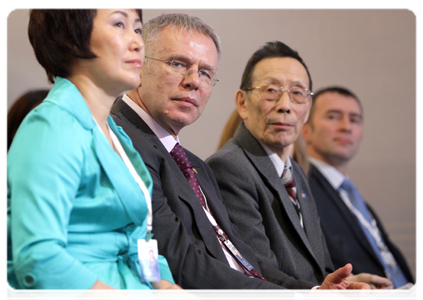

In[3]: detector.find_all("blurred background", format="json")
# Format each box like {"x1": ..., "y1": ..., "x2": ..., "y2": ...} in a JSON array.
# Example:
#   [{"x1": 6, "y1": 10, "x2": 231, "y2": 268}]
[{"x1": 7, "y1": 9, "x2": 416, "y2": 278}]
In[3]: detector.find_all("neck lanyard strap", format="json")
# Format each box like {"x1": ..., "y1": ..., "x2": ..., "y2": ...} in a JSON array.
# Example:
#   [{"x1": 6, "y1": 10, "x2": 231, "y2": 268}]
[{"x1": 94, "y1": 118, "x2": 153, "y2": 234}]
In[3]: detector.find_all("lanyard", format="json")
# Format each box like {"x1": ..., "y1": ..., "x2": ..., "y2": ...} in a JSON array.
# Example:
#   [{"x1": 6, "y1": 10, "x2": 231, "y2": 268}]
[
  {"x1": 95, "y1": 119, "x2": 153, "y2": 234},
  {"x1": 342, "y1": 192, "x2": 397, "y2": 271},
  {"x1": 199, "y1": 187, "x2": 266, "y2": 280}
]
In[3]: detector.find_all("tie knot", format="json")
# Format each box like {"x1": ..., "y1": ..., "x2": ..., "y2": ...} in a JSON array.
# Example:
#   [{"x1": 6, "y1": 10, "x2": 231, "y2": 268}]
[
  {"x1": 340, "y1": 178, "x2": 356, "y2": 194},
  {"x1": 170, "y1": 143, "x2": 192, "y2": 169},
  {"x1": 281, "y1": 166, "x2": 294, "y2": 187}
]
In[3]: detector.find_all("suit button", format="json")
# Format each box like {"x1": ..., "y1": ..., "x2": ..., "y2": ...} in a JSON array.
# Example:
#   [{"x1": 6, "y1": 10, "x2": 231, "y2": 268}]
[{"x1": 22, "y1": 273, "x2": 36, "y2": 288}]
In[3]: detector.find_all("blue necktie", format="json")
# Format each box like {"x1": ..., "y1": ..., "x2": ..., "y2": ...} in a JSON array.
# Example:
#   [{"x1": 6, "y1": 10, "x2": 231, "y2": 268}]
[{"x1": 340, "y1": 178, "x2": 408, "y2": 288}]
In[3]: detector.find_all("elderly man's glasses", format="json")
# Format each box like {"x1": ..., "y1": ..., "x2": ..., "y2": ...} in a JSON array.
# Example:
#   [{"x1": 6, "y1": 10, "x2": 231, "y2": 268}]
[
  {"x1": 145, "y1": 56, "x2": 219, "y2": 87},
  {"x1": 244, "y1": 84, "x2": 312, "y2": 104}
]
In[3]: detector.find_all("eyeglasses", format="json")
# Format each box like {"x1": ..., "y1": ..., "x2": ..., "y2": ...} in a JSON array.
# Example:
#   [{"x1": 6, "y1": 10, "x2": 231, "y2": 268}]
[
  {"x1": 145, "y1": 56, "x2": 219, "y2": 87},
  {"x1": 244, "y1": 84, "x2": 313, "y2": 104}
]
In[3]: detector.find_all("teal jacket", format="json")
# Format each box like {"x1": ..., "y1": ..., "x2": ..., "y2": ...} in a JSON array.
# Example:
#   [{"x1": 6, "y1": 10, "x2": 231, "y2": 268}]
[{"x1": 7, "y1": 77, "x2": 174, "y2": 289}]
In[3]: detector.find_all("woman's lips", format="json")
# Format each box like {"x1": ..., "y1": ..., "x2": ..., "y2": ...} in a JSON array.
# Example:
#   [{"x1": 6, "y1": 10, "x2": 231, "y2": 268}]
[{"x1": 126, "y1": 59, "x2": 142, "y2": 68}]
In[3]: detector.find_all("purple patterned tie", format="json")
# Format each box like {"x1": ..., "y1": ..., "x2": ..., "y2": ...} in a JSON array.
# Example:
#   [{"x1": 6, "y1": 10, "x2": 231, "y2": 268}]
[
  {"x1": 169, "y1": 143, "x2": 266, "y2": 281},
  {"x1": 170, "y1": 143, "x2": 206, "y2": 207}
]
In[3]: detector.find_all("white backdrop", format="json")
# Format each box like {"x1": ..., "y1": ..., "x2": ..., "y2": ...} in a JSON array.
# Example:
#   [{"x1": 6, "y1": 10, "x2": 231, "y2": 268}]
[{"x1": 7, "y1": 9, "x2": 416, "y2": 279}]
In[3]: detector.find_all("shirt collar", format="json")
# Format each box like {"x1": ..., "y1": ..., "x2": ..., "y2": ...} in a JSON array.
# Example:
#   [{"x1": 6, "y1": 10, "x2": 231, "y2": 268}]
[
  {"x1": 122, "y1": 94, "x2": 179, "y2": 153},
  {"x1": 308, "y1": 157, "x2": 346, "y2": 190},
  {"x1": 259, "y1": 142, "x2": 291, "y2": 177}
]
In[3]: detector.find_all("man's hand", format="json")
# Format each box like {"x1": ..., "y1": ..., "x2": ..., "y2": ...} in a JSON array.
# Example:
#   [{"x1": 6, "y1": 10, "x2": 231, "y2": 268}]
[
  {"x1": 151, "y1": 279, "x2": 182, "y2": 289},
  {"x1": 346, "y1": 273, "x2": 392, "y2": 289},
  {"x1": 320, "y1": 264, "x2": 371, "y2": 289}
]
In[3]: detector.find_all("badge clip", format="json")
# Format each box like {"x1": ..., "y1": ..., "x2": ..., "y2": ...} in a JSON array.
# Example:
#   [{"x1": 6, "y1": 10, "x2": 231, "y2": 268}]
[{"x1": 145, "y1": 231, "x2": 154, "y2": 242}]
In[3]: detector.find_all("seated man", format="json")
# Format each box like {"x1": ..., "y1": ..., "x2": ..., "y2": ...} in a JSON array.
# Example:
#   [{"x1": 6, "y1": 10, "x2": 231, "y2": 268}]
[
  {"x1": 111, "y1": 13, "x2": 369, "y2": 290},
  {"x1": 302, "y1": 86, "x2": 414, "y2": 288},
  {"x1": 207, "y1": 41, "x2": 391, "y2": 288}
]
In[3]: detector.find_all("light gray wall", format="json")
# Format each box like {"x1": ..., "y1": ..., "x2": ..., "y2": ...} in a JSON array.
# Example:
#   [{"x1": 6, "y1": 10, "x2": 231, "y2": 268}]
[{"x1": 8, "y1": 9, "x2": 416, "y2": 278}]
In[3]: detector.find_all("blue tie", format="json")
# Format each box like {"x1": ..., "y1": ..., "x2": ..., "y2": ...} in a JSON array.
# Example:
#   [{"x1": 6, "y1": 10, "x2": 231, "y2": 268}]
[{"x1": 340, "y1": 178, "x2": 408, "y2": 288}]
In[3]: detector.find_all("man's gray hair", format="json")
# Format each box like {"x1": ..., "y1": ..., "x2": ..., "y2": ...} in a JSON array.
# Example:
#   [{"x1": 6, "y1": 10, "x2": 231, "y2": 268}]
[{"x1": 142, "y1": 13, "x2": 221, "y2": 63}]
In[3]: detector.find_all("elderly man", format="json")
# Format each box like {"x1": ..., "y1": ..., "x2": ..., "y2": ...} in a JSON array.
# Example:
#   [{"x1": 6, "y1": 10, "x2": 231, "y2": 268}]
[
  {"x1": 111, "y1": 14, "x2": 368, "y2": 290},
  {"x1": 207, "y1": 41, "x2": 391, "y2": 288},
  {"x1": 302, "y1": 86, "x2": 414, "y2": 288}
]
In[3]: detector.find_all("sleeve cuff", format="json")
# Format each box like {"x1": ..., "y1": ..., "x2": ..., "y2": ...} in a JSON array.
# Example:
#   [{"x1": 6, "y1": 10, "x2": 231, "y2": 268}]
[{"x1": 158, "y1": 255, "x2": 175, "y2": 284}]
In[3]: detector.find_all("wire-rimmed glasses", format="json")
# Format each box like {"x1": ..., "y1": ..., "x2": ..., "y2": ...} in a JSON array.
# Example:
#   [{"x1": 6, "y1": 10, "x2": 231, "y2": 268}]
[
  {"x1": 244, "y1": 83, "x2": 312, "y2": 104},
  {"x1": 145, "y1": 56, "x2": 219, "y2": 87}
]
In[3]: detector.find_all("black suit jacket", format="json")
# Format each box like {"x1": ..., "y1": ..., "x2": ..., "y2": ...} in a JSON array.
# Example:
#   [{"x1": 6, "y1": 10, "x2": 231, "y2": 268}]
[
  {"x1": 207, "y1": 123, "x2": 333, "y2": 285},
  {"x1": 111, "y1": 98, "x2": 315, "y2": 289},
  {"x1": 308, "y1": 164, "x2": 414, "y2": 283}
]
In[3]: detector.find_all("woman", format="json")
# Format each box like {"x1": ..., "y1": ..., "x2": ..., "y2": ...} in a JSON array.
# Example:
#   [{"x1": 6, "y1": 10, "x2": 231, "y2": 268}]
[{"x1": 8, "y1": 9, "x2": 179, "y2": 290}]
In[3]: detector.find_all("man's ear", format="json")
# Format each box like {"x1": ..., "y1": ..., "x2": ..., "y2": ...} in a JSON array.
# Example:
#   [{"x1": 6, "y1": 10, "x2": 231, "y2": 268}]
[
  {"x1": 302, "y1": 122, "x2": 311, "y2": 143},
  {"x1": 235, "y1": 90, "x2": 248, "y2": 120}
]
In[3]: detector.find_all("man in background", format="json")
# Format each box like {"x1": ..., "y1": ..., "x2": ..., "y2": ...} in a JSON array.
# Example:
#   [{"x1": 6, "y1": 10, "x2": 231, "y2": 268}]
[{"x1": 302, "y1": 86, "x2": 414, "y2": 288}]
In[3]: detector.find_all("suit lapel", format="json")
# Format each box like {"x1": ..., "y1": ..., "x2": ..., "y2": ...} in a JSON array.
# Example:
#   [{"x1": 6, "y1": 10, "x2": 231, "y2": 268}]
[
  {"x1": 234, "y1": 124, "x2": 319, "y2": 265},
  {"x1": 111, "y1": 99, "x2": 224, "y2": 260},
  {"x1": 90, "y1": 117, "x2": 148, "y2": 226},
  {"x1": 51, "y1": 82, "x2": 148, "y2": 227},
  {"x1": 310, "y1": 165, "x2": 382, "y2": 265},
  {"x1": 292, "y1": 163, "x2": 327, "y2": 273},
  {"x1": 185, "y1": 151, "x2": 230, "y2": 260}
]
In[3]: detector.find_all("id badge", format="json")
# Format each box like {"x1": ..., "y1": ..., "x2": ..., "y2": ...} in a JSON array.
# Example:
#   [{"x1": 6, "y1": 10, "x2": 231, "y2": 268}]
[
  {"x1": 138, "y1": 239, "x2": 161, "y2": 283},
  {"x1": 223, "y1": 239, "x2": 253, "y2": 271}
]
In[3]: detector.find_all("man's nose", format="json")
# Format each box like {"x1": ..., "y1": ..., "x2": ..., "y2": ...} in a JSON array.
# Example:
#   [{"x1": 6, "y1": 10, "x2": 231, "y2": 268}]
[
  {"x1": 275, "y1": 90, "x2": 292, "y2": 113},
  {"x1": 340, "y1": 117, "x2": 353, "y2": 131},
  {"x1": 182, "y1": 69, "x2": 201, "y2": 89}
]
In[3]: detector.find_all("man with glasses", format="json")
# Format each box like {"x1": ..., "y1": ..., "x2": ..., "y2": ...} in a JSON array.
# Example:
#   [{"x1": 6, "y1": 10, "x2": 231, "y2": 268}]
[
  {"x1": 112, "y1": 14, "x2": 370, "y2": 290},
  {"x1": 207, "y1": 41, "x2": 391, "y2": 288}
]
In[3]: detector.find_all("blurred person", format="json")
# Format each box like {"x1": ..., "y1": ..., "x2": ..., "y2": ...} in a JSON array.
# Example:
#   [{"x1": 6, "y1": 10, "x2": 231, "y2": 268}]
[
  {"x1": 111, "y1": 14, "x2": 370, "y2": 290},
  {"x1": 8, "y1": 9, "x2": 179, "y2": 290},
  {"x1": 7, "y1": 89, "x2": 49, "y2": 151},
  {"x1": 302, "y1": 86, "x2": 414, "y2": 288},
  {"x1": 207, "y1": 41, "x2": 390, "y2": 288}
]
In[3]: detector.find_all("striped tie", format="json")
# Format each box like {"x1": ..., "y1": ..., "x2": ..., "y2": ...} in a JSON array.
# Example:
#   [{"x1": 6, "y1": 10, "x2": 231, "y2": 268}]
[{"x1": 281, "y1": 166, "x2": 303, "y2": 228}]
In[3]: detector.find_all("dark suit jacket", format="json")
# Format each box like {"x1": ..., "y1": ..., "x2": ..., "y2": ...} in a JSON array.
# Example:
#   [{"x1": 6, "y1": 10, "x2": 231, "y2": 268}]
[
  {"x1": 308, "y1": 164, "x2": 414, "y2": 283},
  {"x1": 206, "y1": 123, "x2": 334, "y2": 285},
  {"x1": 111, "y1": 98, "x2": 315, "y2": 289}
]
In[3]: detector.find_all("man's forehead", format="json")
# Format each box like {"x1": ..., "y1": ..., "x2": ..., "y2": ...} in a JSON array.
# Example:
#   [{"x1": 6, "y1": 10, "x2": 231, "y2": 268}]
[
  {"x1": 153, "y1": 26, "x2": 218, "y2": 67},
  {"x1": 252, "y1": 57, "x2": 309, "y2": 86},
  {"x1": 317, "y1": 92, "x2": 362, "y2": 114}
]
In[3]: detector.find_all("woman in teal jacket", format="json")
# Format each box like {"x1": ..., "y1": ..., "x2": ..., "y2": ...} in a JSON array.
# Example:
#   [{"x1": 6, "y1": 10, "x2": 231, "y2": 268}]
[{"x1": 8, "y1": 9, "x2": 178, "y2": 290}]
